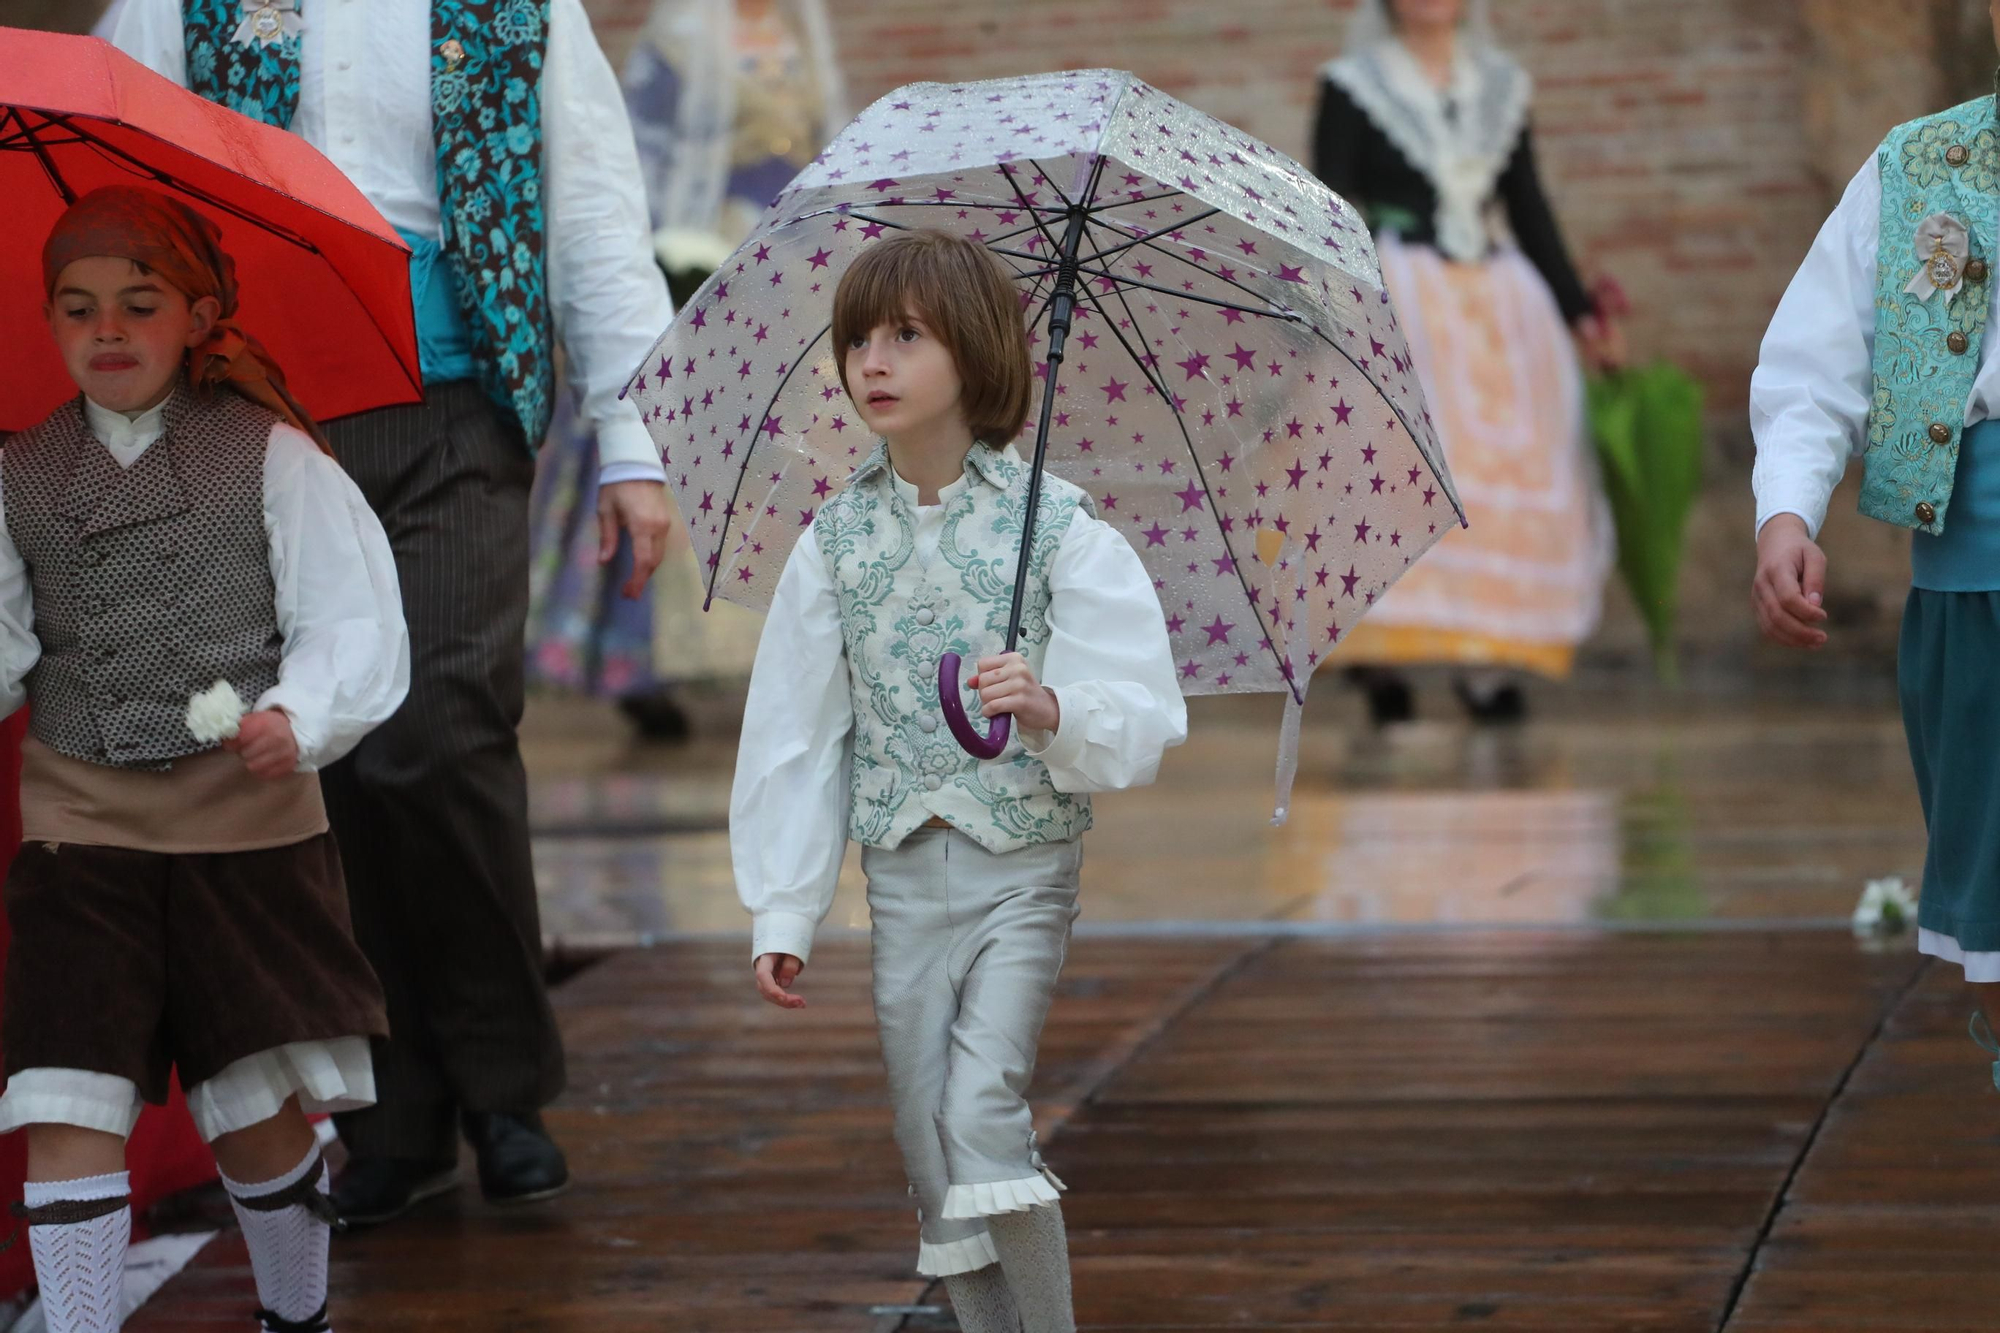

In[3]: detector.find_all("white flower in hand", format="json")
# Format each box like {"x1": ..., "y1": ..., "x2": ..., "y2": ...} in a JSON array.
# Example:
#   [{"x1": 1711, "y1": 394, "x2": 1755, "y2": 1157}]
[{"x1": 186, "y1": 679, "x2": 247, "y2": 744}]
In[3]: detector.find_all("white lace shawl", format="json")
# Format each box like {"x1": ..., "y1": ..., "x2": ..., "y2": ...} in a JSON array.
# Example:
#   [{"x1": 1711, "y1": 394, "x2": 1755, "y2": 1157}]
[{"x1": 1322, "y1": 6, "x2": 1531, "y2": 263}]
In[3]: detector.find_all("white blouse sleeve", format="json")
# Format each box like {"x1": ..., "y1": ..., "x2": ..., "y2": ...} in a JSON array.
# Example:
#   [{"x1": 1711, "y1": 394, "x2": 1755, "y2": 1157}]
[
  {"x1": 1749, "y1": 155, "x2": 1881, "y2": 539},
  {"x1": 106, "y1": 0, "x2": 189, "y2": 83},
  {"x1": 1017, "y1": 511, "x2": 1188, "y2": 792},
  {"x1": 0, "y1": 469, "x2": 39, "y2": 721},
  {"x1": 258, "y1": 425, "x2": 410, "y2": 770},
  {"x1": 729, "y1": 525, "x2": 852, "y2": 965}
]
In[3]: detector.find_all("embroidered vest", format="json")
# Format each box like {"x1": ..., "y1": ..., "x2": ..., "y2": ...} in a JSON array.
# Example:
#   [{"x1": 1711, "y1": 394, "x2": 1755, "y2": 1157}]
[
  {"x1": 1863, "y1": 95, "x2": 2000, "y2": 533},
  {"x1": 816, "y1": 446, "x2": 1093, "y2": 855},
  {"x1": 181, "y1": 0, "x2": 556, "y2": 445},
  {"x1": 3, "y1": 388, "x2": 284, "y2": 771}
]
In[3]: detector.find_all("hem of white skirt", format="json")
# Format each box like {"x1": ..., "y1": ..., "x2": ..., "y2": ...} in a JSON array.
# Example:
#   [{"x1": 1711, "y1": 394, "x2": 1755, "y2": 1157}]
[
  {"x1": 187, "y1": 1036, "x2": 378, "y2": 1143},
  {"x1": 0, "y1": 1069, "x2": 143, "y2": 1139},
  {"x1": 940, "y1": 1168, "x2": 1066, "y2": 1220},
  {"x1": 1919, "y1": 928, "x2": 2000, "y2": 983},
  {"x1": 916, "y1": 1230, "x2": 1000, "y2": 1277}
]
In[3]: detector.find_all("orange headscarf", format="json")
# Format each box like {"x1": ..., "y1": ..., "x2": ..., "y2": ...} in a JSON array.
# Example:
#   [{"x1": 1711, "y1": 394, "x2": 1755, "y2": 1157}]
[{"x1": 41, "y1": 186, "x2": 330, "y2": 452}]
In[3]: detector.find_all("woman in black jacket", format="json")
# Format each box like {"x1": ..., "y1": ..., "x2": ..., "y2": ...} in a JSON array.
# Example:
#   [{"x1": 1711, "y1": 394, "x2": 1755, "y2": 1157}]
[{"x1": 1314, "y1": 0, "x2": 1622, "y2": 723}]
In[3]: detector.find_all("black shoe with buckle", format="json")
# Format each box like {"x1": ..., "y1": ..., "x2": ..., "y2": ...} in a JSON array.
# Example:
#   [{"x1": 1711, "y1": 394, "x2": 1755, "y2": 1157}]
[
  {"x1": 461, "y1": 1111, "x2": 570, "y2": 1205},
  {"x1": 329, "y1": 1155, "x2": 459, "y2": 1228}
]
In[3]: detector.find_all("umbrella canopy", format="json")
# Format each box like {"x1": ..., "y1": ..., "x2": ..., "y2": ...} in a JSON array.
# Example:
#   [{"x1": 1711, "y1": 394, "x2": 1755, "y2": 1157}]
[
  {"x1": 0, "y1": 29, "x2": 420, "y2": 431},
  {"x1": 627, "y1": 70, "x2": 1465, "y2": 809}
]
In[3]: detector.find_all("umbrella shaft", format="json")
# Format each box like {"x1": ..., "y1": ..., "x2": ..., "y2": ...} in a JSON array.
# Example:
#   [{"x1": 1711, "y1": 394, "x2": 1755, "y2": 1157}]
[{"x1": 1002, "y1": 205, "x2": 1091, "y2": 654}]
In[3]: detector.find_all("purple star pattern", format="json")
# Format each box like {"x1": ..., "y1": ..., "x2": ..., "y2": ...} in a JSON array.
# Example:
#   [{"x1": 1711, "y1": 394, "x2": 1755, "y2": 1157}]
[{"x1": 623, "y1": 70, "x2": 1461, "y2": 709}]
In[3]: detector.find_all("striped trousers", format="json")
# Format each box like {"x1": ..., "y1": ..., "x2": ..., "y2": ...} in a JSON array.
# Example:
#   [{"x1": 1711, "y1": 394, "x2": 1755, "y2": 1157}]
[{"x1": 321, "y1": 381, "x2": 565, "y2": 1159}]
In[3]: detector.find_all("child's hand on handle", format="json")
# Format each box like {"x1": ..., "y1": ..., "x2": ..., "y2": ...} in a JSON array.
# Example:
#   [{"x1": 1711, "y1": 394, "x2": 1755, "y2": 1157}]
[
  {"x1": 754, "y1": 953, "x2": 807, "y2": 1010},
  {"x1": 1753, "y1": 514, "x2": 1830, "y2": 649},
  {"x1": 969, "y1": 653, "x2": 1061, "y2": 733},
  {"x1": 221, "y1": 709, "x2": 299, "y2": 780}
]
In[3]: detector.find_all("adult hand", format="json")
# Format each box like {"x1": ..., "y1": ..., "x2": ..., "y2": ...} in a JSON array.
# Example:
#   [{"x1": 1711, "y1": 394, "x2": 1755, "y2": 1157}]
[
  {"x1": 1752, "y1": 514, "x2": 1830, "y2": 649},
  {"x1": 598, "y1": 479, "x2": 675, "y2": 599},
  {"x1": 1576, "y1": 313, "x2": 1628, "y2": 375},
  {"x1": 221, "y1": 709, "x2": 299, "y2": 780},
  {"x1": 754, "y1": 953, "x2": 807, "y2": 1010},
  {"x1": 969, "y1": 652, "x2": 1061, "y2": 733}
]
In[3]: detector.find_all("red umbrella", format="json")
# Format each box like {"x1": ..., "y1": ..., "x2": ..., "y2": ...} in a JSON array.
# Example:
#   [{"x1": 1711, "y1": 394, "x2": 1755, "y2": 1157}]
[{"x1": 0, "y1": 28, "x2": 420, "y2": 432}]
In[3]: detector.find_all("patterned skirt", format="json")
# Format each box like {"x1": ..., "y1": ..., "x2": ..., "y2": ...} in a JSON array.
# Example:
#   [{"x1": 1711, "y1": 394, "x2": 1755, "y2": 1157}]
[{"x1": 1327, "y1": 235, "x2": 1611, "y2": 677}]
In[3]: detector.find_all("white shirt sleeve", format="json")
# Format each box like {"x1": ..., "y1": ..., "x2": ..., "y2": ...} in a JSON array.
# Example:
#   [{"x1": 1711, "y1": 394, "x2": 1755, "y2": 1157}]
[
  {"x1": 257, "y1": 425, "x2": 410, "y2": 770},
  {"x1": 0, "y1": 469, "x2": 39, "y2": 722},
  {"x1": 545, "y1": 0, "x2": 674, "y2": 483},
  {"x1": 1016, "y1": 512, "x2": 1189, "y2": 792},
  {"x1": 1749, "y1": 155, "x2": 1881, "y2": 539},
  {"x1": 106, "y1": 0, "x2": 188, "y2": 83},
  {"x1": 729, "y1": 526, "x2": 852, "y2": 965}
]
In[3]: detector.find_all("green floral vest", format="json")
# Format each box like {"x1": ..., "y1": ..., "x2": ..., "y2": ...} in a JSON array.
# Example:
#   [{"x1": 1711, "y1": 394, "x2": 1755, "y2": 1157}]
[
  {"x1": 1864, "y1": 95, "x2": 2000, "y2": 533},
  {"x1": 816, "y1": 445, "x2": 1094, "y2": 854},
  {"x1": 179, "y1": 0, "x2": 557, "y2": 446}
]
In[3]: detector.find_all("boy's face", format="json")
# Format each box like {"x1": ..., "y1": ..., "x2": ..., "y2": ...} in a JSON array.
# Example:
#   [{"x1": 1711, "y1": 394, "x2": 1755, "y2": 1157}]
[
  {"x1": 45, "y1": 256, "x2": 220, "y2": 415},
  {"x1": 845, "y1": 314, "x2": 966, "y2": 443}
]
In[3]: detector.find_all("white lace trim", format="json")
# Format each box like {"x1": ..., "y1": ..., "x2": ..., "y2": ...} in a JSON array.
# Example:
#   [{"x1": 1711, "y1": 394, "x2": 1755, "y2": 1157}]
[
  {"x1": 939, "y1": 1168, "x2": 1067, "y2": 1220},
  {"x1": 1322, "y1": 41, "x2": 1531, "y2": 263},
  {"x1": 1920, "y1": 927, "x2": 2000, "y2": 983},
  {"x1": 916, "y1": 1230, "x2": 1000, "y2": 1277}
]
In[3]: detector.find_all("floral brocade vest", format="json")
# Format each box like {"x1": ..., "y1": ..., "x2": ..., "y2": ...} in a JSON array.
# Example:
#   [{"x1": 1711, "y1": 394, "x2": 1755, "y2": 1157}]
[
  {"x1": 1864, "y1": 95, "x2": 2000, "y2": 534},
  {"x1": 180, "y1": 0, "x2": 557, "y2": 445},
  {"x1": 815, "y1": 445, "x2": 1093, "y2": 855}
]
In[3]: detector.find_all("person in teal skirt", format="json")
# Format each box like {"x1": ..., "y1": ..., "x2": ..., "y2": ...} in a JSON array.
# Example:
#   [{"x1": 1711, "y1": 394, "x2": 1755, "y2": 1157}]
[{"x1": 1752, "y1": 3, "x2": 2000, "y2": 1075}]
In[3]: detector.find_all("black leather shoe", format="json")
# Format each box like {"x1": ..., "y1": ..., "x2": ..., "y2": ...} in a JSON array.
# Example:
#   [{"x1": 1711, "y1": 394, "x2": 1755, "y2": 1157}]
[
  {"x1": 1454, "y1": 679, "x2": 1528, "y2": 725},
  {"x1": 461, "y1": 1112, "x2": 570, "y2": 1205},
  {"x1": 330, "y1": 1155, "x2": 459, "y2": 1228}
]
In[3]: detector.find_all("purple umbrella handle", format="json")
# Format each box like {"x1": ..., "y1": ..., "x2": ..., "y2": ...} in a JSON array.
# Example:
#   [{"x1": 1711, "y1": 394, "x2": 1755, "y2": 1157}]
[{"x1": 937, "y1": 652, "x2": 1011, "y2": 760}]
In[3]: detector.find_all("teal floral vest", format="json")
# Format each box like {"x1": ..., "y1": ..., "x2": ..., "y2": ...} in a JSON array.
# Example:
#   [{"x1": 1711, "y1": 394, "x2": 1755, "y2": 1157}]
[
  {"x1": 816, "y1": 445, "x2": 1094, "y2": 855},
  {"x1": 1864, "y1": 95, "x2": 2000, "y2": 533},
  {"x1": 180, "y1": 0, "x2": 557, "y2": 446}
]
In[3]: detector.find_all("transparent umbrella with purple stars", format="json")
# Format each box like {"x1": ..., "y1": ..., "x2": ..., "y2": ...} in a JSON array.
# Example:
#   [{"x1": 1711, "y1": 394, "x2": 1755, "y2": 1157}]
[{"x1": 624, "y1": 69, "x2": 1464, "y2": 819}]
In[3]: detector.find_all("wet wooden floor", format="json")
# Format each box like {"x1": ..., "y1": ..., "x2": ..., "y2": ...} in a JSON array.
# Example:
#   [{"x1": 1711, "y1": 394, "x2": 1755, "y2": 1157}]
[{"x1": 128, "y1": 927, "x2": 1966, "y2": 1332}]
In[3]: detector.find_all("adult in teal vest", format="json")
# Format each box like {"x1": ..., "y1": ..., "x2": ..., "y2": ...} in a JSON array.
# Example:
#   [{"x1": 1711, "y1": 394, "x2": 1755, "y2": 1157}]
[
  {"x1": 110, "y1": 0, "x2": 679, "y2": 1224},
  {"x1": 1752, "y1": 10, "x2": 2000, "y2": 1090}
]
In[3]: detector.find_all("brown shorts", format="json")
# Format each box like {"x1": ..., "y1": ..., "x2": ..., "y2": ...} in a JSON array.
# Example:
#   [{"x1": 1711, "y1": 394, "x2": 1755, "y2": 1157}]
[{"x1": 2, "y1": 834, "x2": 389, "y2": 1104}]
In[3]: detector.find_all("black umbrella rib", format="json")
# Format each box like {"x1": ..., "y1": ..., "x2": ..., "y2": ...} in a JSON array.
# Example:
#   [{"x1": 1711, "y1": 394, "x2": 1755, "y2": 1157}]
[
  {"x1": 1071, "y1": 270, "x2": 1295, "y2": 702},
  {"x1": 994, "y1": 161, "x2": 1076, "y2": 265},
  {"x1": 1085, "y1": 188, "x2": 1191, "y2": 214},
  {"x1": 4, "y1": 108, "x2": 78, "y2": 206},
  {"x1": 1082, "y1": 216, "x2": 1306, "y2": 320},
  {"x1": 1069, "y1": 267, "x2": 1297, "y2": 320},
  {"x1": 1074, "y1": 207, "x2": 1226, "y2": 267},
  {"x1": 703, "y1": 321, "x2": 835, "y2": 609}
]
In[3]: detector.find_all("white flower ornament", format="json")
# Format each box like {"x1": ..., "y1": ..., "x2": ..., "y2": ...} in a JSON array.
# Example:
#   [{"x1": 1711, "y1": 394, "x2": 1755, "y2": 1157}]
[{"x1": 186, "y1": 680, "x2": 248, "y2": 744}]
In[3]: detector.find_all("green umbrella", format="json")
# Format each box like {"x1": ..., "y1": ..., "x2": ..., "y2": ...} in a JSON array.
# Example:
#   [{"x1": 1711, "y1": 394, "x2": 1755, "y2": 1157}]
[{"x1": 1584, "y1": 362, "x2": 1705, "y2": 684}]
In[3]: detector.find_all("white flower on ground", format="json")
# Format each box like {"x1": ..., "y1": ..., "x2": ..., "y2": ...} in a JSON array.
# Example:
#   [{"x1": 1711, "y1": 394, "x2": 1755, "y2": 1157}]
[
  {"x1": 1852, "y1": 876, "x2": 1918, "y2": 936},
  {"x1": 186, "y1": 680, "x2": 247, "y2": 743}
]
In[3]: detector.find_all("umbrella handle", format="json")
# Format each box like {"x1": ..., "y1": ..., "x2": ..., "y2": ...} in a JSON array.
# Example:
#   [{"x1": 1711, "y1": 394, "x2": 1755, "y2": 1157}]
[{"x1": 937, "y1": 652, "x2": 1011, "y2": 760}]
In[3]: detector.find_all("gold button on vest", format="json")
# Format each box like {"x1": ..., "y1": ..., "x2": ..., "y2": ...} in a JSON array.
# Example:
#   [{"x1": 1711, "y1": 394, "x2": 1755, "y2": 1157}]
[
  {"x1": 1917, "y1": 501, "x2": 1938, "y2": 525},
  {"x1": 1969, "y1": 258, "x2": 1990, "y2": 283},
  {"x1": 1949, "y1": 331, "x2": 1972, "y2": 354},
  {"x1": 1947, "y1": 144, "x2": 1971, "y2": 167},
  {"x1": 1930, "y1": 422, "x2": 1954, "y2": 444}
]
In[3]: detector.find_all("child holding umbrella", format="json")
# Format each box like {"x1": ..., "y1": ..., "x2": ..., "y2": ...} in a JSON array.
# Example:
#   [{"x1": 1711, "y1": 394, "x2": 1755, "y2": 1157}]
[
  {"x1": 0, "y1": 185, "x2": 406, "y2": 1333},
  {"x1": 730, "y1": 230, "x2": 1186, "y2": 1331}
]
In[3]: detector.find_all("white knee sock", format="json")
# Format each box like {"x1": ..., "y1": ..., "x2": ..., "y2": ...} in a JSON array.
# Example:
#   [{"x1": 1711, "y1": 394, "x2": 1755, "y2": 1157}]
[
  {"x1": 944, "y1": 1260, "x2": 1022, "y2": 1333},
  {"x1": 988, "y1": 1203, "x2": 1074, "y2": 1333},
  {"x1": 22, "y1": 1172, "x2": 131, "y2": 1333},
  {"x1": 222, "y1": 1147, "x2": 334, "y2": 1332}
]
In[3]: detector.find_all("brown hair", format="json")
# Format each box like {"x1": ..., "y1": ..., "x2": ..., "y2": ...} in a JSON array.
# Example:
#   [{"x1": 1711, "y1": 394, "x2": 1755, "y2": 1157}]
[{"x1": 831, "y1": 229, "x2": 1032, "y2": 446}]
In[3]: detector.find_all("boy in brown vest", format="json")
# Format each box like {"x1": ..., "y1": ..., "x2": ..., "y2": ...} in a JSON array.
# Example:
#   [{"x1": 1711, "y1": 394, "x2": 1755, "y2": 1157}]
[{"x1": 0, "y1": 185, "x2": 408, "y2": 1333}]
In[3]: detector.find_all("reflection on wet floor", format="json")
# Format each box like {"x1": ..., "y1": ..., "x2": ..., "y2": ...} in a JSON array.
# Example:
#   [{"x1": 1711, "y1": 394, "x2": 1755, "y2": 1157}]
[{"x1": 521, "y1": 692, "x2": 1928, "y2": 950}]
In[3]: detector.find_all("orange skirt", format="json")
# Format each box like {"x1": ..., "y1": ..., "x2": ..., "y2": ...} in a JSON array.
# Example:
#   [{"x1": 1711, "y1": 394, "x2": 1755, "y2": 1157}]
[{"x1": 1328, "y1": 236, "x2": 1610, "y2": 678}]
